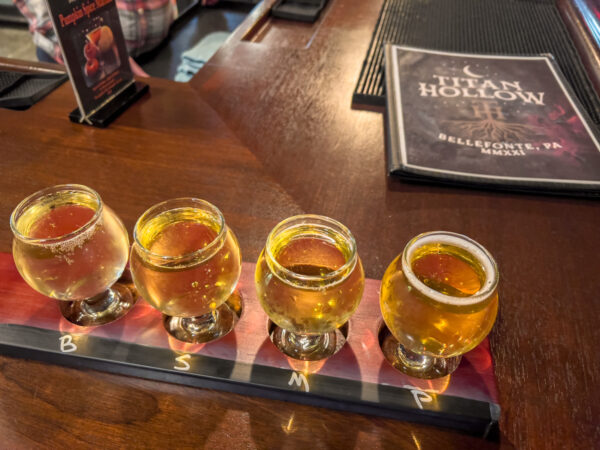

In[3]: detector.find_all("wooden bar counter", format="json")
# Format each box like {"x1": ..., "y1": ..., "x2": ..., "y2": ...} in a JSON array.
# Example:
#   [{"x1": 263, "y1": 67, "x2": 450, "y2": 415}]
[{"x1": 0, "y1": 0, "x2": 598, "y2": 448}]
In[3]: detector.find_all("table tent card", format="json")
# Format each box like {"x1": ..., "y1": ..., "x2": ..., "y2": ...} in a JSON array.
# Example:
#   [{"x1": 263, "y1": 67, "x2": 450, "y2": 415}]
[{"x1": 45, "y1": 0, "x2": 146, "y2": 126}]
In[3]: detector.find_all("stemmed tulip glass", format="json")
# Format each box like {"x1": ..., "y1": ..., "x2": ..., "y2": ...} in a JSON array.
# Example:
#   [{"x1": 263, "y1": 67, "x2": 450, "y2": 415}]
[
  {"x1": 380, "y1": 231, "x2": 499, "y2": 379},
  {"x1": 129, "y1": 198, "x2": 242, "y2": 343},
  {"x1": 255, "y1": 215, "x2": 364, "y2": 361},
  {"x1": 10, "y1": 184, "x2": 136, "y2": 326}
]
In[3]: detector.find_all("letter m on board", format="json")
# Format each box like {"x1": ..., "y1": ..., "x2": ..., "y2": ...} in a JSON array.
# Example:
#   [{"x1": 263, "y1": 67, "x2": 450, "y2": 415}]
[{"x1": 288, "y1": 372, "x2": 310, "y2": 392}]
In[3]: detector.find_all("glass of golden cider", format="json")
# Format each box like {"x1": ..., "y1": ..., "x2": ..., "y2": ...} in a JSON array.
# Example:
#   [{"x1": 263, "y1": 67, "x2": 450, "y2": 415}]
[
  {"x1": 380, "y1": 231, "x2": 499, "y2": 379},
  {"x1": 129, "y1": 198, "x2": 242, "y2": 343},
  {"x1": 256, "y1": 215, "x2": 365, "y2": 361},
  {"x1": 10, "y1": 184, "x2": 136, "y2": 326}
]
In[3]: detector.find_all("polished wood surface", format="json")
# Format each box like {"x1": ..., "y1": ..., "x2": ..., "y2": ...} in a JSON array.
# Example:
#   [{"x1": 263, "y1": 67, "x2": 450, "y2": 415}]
[{"x1": 1, "y1": 0, "x2": 599, "y2": 448}]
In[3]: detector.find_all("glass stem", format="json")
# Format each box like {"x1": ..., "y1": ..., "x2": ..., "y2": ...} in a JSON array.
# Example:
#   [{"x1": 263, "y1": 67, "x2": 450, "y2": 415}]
[
  {"x1": 181, "y1": 312, "x2": 216, "y2": 336},
  {"x1": 286, "y1": 331, "x2": 329, "y2": 353},
  {"x1": 80, "y1": 289, "x2": 118, "y2": 316},
  {"x1": 396, "y1": 344, "x2": 434, "y2": 371},
  {"x1": 394, "y1": 343, "x2": 462, "y2": 378}
]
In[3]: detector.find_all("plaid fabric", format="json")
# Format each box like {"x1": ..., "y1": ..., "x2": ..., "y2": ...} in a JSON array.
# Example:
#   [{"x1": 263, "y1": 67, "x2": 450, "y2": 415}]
[
  {"x1": 14, "y1": 0, "x2": 63, "y2": 63},
  {"x1": 116, "y1": 0, "x2": 177, "y2": 57},
  {"x1": 13, "y1": 0, "x2": 177, "y2": 62}
]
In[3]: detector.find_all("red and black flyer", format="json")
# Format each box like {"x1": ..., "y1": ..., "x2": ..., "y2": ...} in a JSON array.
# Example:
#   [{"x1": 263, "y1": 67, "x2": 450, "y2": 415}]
[{"x1": 45, "y1": 0, "x2": 134, "y2": 121}]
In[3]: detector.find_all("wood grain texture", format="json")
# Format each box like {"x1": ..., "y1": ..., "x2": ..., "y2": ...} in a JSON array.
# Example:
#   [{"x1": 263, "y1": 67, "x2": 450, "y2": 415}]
[
  {"x1": 0, "y1": 0, "x2": 598, "y2": 447},
  {"x1": 0, "y1": 77, "x2": 301, "y2": 259},
  {"x1": 0, "y1": 358, "x2": 501, "y2": 449},
  {"x1": 192, "y1": 0, "x2": 600, "y2": 448}
]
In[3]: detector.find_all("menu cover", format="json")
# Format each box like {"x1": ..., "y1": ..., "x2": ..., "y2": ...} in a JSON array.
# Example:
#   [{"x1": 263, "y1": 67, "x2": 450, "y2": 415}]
[
  {"x1": 45, "y1": 0, "x2": 134, "y2": 121},
  {"x1": 384, "y1": 45, "x2": 600, "y2": 197}
]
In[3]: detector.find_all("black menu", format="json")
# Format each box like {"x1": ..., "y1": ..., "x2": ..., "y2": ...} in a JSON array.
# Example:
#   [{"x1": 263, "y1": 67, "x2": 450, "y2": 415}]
[
  {"x1": 45, "y1": 0, "x2": 134, "y2": 122},
  {"x1": 385, "y1": 45, "x2": 600, "y2": 196}
]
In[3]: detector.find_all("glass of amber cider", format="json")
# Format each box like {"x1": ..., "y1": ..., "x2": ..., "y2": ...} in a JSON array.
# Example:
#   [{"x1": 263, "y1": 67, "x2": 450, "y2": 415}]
[
  {"x1": 256, "y1": 215, "x2": 365, "y2": 361},
  {"x1": 10, "y1": 184, "x2": 136, "y2": 326},
  {"x1": 130, "y1": 198, "x2": 242, "y2": 343},
  {"x1": 380, "y1": 231, "x2": 499, "y2": 379}
]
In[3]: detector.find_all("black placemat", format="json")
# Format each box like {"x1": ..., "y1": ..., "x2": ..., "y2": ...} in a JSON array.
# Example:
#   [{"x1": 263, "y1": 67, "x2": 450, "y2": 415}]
[
  {"x1": 0, "y1": 71, "x2": 25, "y2": 96},
  {"x1": 0, "y1": 71, "x2": 67, "y2": 110},
  {"x1": 353, "y1": 0, "x2": 600, "y2": 127}
]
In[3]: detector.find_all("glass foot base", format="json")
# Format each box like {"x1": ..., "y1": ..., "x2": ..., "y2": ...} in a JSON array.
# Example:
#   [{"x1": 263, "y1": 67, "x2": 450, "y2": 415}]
[
  {"x1": 59, "y1": 282, "x2": 137, "y2": 327},
  {"x1": 268, "y1": 321, "x2": 349, "y2": 361},
  {"x1": 380, "y1": 325, "x2": 461, "y2": 379},
  {"x1": 163, "y1": 292, "x2": 243, "y2": 344}
]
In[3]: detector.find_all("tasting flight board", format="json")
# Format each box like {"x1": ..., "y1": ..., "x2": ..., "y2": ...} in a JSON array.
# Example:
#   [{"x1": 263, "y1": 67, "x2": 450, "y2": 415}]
[{"x1": 0, "y1": 253, "x2": 500, "y2": 439}]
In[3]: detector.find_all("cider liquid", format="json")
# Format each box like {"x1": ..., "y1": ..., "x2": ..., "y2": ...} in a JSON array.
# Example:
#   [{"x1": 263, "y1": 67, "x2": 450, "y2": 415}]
[
  {"x1": 130, "y1": 207, "x2": 241, "y2": 318},
  {"x1": 12, "y1": 192, "x2": 129, "y2": 301},
  {"x1": 380, "y1": 243, "x2": 498, "y2": 358},
  {"x1": 256, "y1": 231, "x2": 364, "y2": 335}
]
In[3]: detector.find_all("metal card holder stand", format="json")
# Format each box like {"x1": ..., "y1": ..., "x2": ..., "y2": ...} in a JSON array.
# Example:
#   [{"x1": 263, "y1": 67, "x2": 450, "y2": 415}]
[{"x1": 69, "y1": 81, "x2": 149, "y2": 128}]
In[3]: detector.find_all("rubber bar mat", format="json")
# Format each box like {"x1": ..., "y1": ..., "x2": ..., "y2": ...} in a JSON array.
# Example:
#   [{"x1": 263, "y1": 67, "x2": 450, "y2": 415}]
[
  {"x1": 0, "y1": 71, "x2": 67, "y2": 110},
  {"x1": 0, "y1": 71, "x2": 24, "y2": 96},
  {"x1": 353, "y1": 0, "x2": 600, "y2": 126}
]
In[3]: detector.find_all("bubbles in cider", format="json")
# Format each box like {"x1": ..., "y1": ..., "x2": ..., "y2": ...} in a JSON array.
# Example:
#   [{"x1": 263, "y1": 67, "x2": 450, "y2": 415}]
[
  {"x1": 256, "y1": 228, "x2": 364, "y2": 335},
  {"x1": 130, "y1": 207, "x2": 241, "y2": 317},
  {"x1": 12, "y1": 192, "x2": 129, "y2": 301}
]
